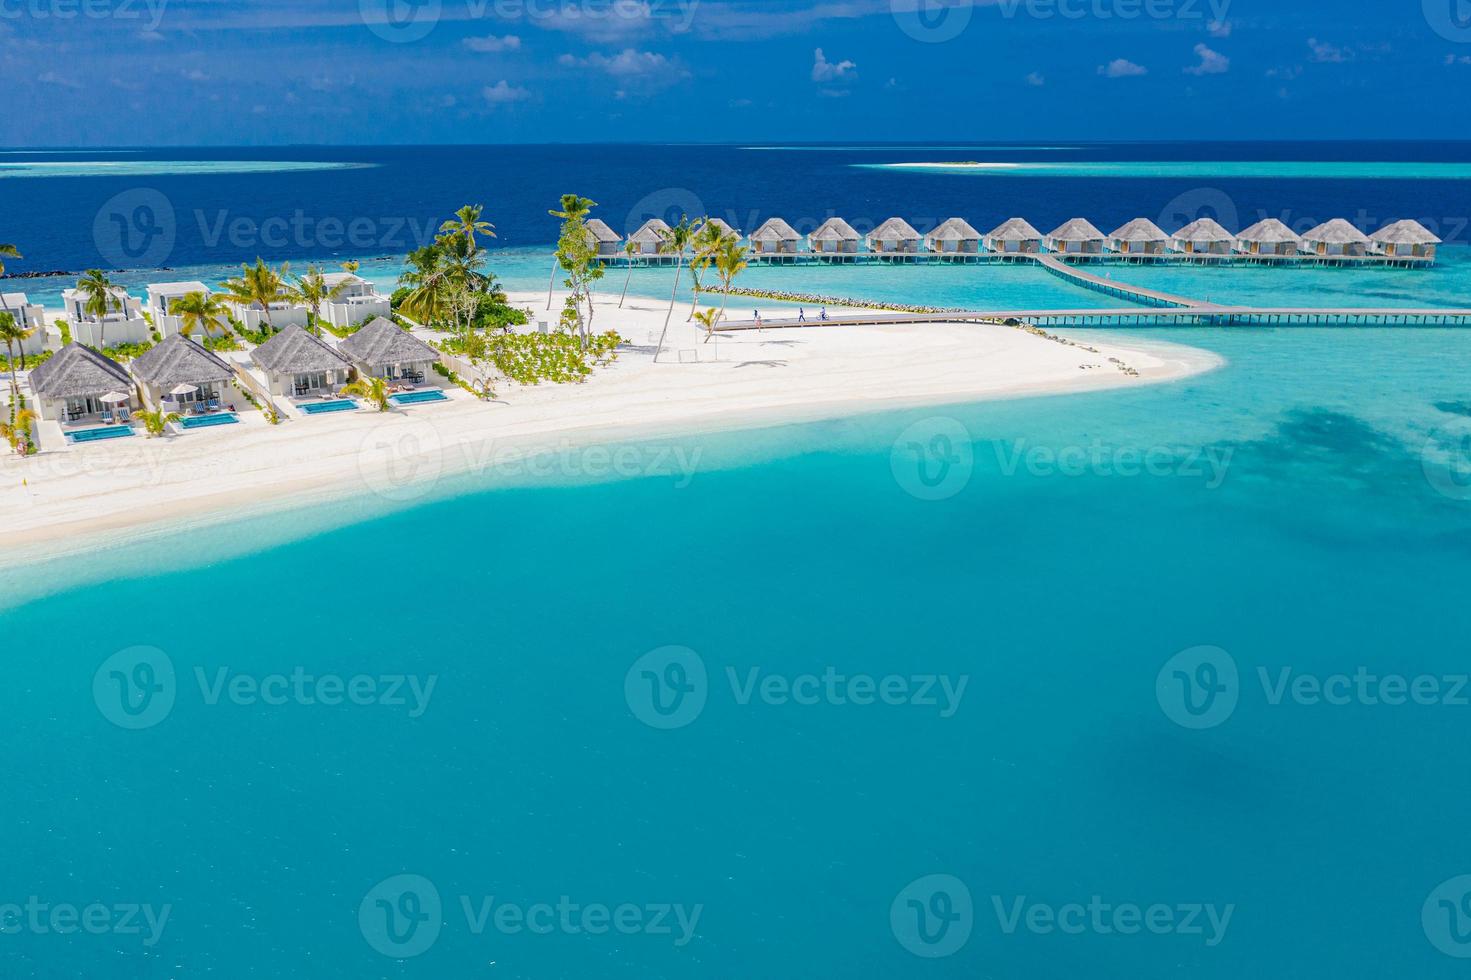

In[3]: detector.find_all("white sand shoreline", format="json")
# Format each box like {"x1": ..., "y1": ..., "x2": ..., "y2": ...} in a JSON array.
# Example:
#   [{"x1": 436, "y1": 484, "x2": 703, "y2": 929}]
[{"x1": 0, "y1": 289, "x2": 1224, "y2": 566}]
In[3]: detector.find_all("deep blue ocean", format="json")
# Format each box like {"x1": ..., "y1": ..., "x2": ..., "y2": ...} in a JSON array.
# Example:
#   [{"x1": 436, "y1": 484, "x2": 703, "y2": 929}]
[{"x1": 4, "y1": 144, "x2": 1471, "y2": 978}]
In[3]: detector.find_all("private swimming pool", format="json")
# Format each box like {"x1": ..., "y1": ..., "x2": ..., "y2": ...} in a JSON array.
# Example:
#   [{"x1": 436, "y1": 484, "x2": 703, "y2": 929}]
[
  {"x1": 179, "y1": 413, "x2": 240, "y2": 430},
  {"x1": 65, "y1": 425, "x2": 135, "y2": 444},
  {"x1": 389, "y1": 389, "x2": 449, "y2": 406},
  {"x1": 298, "y1": 399, "x2": 358, "y2": 416}
]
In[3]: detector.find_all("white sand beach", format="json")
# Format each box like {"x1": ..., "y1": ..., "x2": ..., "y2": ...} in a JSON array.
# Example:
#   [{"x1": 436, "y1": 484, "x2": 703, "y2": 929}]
[{"x1": 0, "y1": 289, "x2": 1221, "y2": 554}]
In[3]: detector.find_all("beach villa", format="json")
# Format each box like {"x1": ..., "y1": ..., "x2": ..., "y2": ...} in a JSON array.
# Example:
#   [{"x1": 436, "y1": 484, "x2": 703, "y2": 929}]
[
  {"x1": 751, "y1": 218, "x2": 802, "y2": 255},
  {"x1": 868, "y1": 217, "x2": 923, "y2": 254},
  {"x1": 924, "y1": 218, "x2": 983, "y2": 254},
  {"x1": 1044, "y1": 218, "x2": 1106, "y2": 254},
  {"x1": 584, "y1": 218, "x2": 623, "y2": 257},
  {"x1": 336, "y1": 316, "x2": 440, "y2": 383},
  {"x1": 984, "y1": 218, "x2": 1043, "y2": 254},
  {"x1": 26, "y1": 343, "x2": 137, "y2": 425},
  {"x1": 223, "y1": 293, "x2": 308, "y2": 332},
  {"x1": 249, "y1": 324, "x2": 352, "y2": 398},
  {"x1": 129, "y1": 333, "x2": 240, "y2": 413},
  {"x1": 319, "y1": 272, "x2": 391, "y2": 329},
  {"x1": 1, "y1": 291, "x2": 50, "y2": 356},
  {"x1": 1235, "y1": 218, "x2": 1302, "y2": 256},
  {"x1": 1107, "y1": 218, "x2": 1169, "y2": 255},
  {"x1": 1170, "y1": 218, "x2": 1235, "y2": 255},
  {"x1": 1369, "y1": 219, "x2": 1440, "y2": 260},
  {"x1": 146, "y1": 281, "x2": 219, "y2": 338},
  {"x1": 629, "y1": 218, "x2": 671, "y2": 256},
  {"x1": 62, "y1": 284, "x2": 149, "y2": 348},
  {"x1": 810, "y1": 217, "x2": 861, "y2": 254},
  {"x1": 1300, "y1": 219, "x2": 1371, "y2": 257}
]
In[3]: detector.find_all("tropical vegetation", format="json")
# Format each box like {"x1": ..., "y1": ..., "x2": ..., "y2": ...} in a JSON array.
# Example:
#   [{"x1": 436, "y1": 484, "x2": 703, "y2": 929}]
[
  {"x1": 287, "y1": 266, "x2": 349, "y2": 336},
  {"x1": 0, "y1": 310, "x2": 36, "y2": 403},
  {"x1": 137, "y1": 409, "x2": 182, "y2": 438},
  {"x1": 216, "y1": 259, "x2": 290, "y2": 331},
  {"x1": 170, "y1": 290, "x2": 231, "y2": 339},
  {"x1": 341, "y1": 375, "x2": 393, "y2": 412}
]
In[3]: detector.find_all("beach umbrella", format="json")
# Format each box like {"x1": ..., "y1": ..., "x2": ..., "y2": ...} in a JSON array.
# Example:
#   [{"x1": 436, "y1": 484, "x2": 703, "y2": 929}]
[
  {"x1": 99, "y1": 391, "x2": 130, "y2": 404},
  {"x1": 169, "y1": 383, "x2": 198, "y2": 396}
]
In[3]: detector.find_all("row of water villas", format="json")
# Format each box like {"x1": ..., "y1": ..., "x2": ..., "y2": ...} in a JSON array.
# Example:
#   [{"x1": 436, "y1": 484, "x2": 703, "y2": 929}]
[{"x1": 591, "y1": 216, "x2": 1442, "y2": 267}]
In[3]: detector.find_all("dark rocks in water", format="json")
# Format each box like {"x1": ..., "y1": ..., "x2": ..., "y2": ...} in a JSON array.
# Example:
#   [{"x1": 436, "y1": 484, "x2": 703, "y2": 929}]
[
  {"x1": 1434, "y1": 400, "x2": 1471, "y2": 418},
  {"x1": 0, "y1": 270, "x2": 72, "y2": 280}
]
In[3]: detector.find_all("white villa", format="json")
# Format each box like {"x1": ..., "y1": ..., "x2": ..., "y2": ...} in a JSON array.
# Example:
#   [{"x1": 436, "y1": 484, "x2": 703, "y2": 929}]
[
  {"x1": 1107, "y1": 218, "x2": 1170, "y2": 256},
  {"x1": 924, "y1": 218, "x2": 983, "y2": 254},
  {"x1": 1369, "y1": 219, "x2": 1441, "y2": 260},
  {"x1": 1300, "y1": 219, "x2": 1370, "y2": 257},
  {"x1": 984, "y1": 218, "x2": 1043, "y2": 254},
  {"x1": 1044, "y1": 218, "x2": 1106, "y2": 255},
  {"x1": 810, "y1": 217, "x2": 861, "y2": 254},
  {"x1": 629, "y1": 218, "x2": 671, "y2": 256},
  {"x1": 62, "y1": 284, "x2": 150, "y2": 348},
  {"x1": 868, "y1": 217, "x2": 923, "y2": 254},
  {"x1": 336, "y1": 316, "x2": 440, "y2": 383},
  {"x1": 27, "y1": 343, "x2": 138, "y2": 425},
  {"x1": 249, "y1": 324, "x2": 352, "y2": 398},
  {"x1": 750, "y1": 218, "x2": 802, "y2": 255},
  {"x1": 319, "y1": 272, "x2": 391, "y2": 329},
  {"x1": 146, "y1": 281, "x2": 220, "y2": 338},
  {"x1": 223, "y1": 294, "x2": 308, "y2": 332},
  {"x1": 1235, "y1": 218, "x2": 1302, "y2": 256},
  {"x1": 1170, "y1": 218, "x2": 1235, "y2": 255},
  {"x1": 1, "y1": 291, "x2": 50, "y2": 356}
]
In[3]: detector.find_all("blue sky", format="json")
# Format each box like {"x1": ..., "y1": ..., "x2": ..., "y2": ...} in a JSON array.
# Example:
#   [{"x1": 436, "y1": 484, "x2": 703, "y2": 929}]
[{"x1": 2, "y1": 0, "x2": 1470, "y2": 145}]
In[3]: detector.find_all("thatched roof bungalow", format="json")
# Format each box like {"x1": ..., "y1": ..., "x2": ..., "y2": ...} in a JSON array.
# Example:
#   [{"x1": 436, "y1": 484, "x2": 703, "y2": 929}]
[
  {"x1": 249, "y1": 324, "x2": 353, "y2": 398},
  {"x1": 130, "y1": 333, "x2": 238, "y2": 411},
  {"x1": 925, "y1": 218, "x2": 983, "y2": 254},
  {"x1": 1169, "y1": 218, "x2": 1234, "y2": 255},
  {"x1": 1369, "y1": 219, "x2": 1441, "y2": 260},
  {"x1": 27, "y1": 343, "x2": 137, "y2": 425},
  {"x1": 694, "y1": 217, "x2": 742, "y2": 240},
  {"x1": 583, "y1": 218, "x2": 622, "y2": 257},
  {"x1": 810, "y1": 217, "x2": 861, "y2": 255},
  {"x1": 1300, "y1": 219, "x2": 1371, "y2": 257},
  {"x1": 984, "y1": 218, "x2": 1043, "y2": 254},
  {"x1": 1044, "y1": 218, "x2": 1105, "y2": 255},
  {"x1": 751, "y1": 218, "x2": 801, "y2": 255},
  {"x1": 1107, "y1": 218, "x2": 1169, "y2": 256},
  {"x1": 628, "y1": 218, "x2": 671, "y2": 256},
  {"x1": 868, "y1": 217, "x2": 923, "y2": 255},
  {"x1": 1235, "y1": 218, "x2": 1302, "y2": 257},
  {"x1": 337, "y1": 316, "x2": 441, "y2": 383}
]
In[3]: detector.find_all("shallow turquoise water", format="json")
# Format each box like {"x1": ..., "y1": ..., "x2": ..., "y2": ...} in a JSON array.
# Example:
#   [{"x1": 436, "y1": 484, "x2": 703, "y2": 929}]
[
  {"x1": 862, "y1": 161, "x2": 1471, "y2": 179},
  {"x1": 5, "y1": 266, "x2": 1471, "y2": 977}
]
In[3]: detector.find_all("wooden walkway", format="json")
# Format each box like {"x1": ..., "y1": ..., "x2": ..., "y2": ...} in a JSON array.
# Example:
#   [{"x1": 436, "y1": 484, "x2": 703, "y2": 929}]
[
  {"x1": 719, "y1": 307, "x2": 1471, "y2": 331},
  {"x1": 1030, "y1": 254, "x2": 1198, "y2": 307}
]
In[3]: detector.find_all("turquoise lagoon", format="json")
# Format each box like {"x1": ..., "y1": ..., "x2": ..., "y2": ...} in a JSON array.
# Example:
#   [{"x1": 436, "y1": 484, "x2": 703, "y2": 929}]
[
  {"x1": 862, "y1": 160, "x2": 1471, "y2": 179},
  {"x1": 4, "y1": 259, "x2": 1471, "y2": 978}
]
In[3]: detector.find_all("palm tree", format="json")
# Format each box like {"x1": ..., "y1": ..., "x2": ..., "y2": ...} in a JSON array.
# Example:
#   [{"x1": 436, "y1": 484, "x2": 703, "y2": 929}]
[
  {"x1": 137, "y1": 409, "x2": 182, "y2": 438},
  {"x1": 0, "y1": 243, "x2": 20, "y2": 332},
  {"x1": 652, "y1": 215, "x2": 694, "y2": 364},
  {"x1": 692, "y1": 308, "x2": 722, "y2": 344},
  {"x1": 77, "y1": 269, "x2": 122, "y2": 349},
  {"x1": 714, "y1": 240, "x2": 750, "y2": 328},
  {"x1": 547, "y1": 195, "x2": 596, "y2": 310},
  {"x1": 342, "y1": 375, "x2": 392, "y2": 412},
  {"x1": 217, "y1": 258, "x2": 289, "y2": 331},
  {"x1": 618, "y1": 239, "x2": 639, "y2": 308},
  {"x1": 0, "y1": 310, "x2": 35, "y2": 402},
  {"x1": 169, "y1": 291, "x2": 230, "y2": 340},
  {"x1": 341, "y1": 260, "x2": 360, "y2": 274},
  {"x1": 1, "y1": 406, "x2": 38, "y2": 456},
  {"x1": 688, "y1": 221, "x2": 732, "y2": 320},
  {"x1": 287, "y1": 267, "x2": 349, "y2": 336},
  {"x1": 440, "y1": 204, "x2": 495, "y2": 255}
]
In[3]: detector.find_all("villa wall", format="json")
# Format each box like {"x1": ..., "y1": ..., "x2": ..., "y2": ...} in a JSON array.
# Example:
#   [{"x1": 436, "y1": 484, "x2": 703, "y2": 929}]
[{"x1": 72, "y1": 316, "x2": 151, "y2": 348}]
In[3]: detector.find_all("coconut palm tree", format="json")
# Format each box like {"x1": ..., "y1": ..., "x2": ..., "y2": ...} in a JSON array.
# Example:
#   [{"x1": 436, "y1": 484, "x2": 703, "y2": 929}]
[
  {"x1": 341, "y1": 260, "x2": 360, "y2": 274},
  {"x1": 652, "y1": 215, "x2": 694, "y2": 364},
  {"x1": 688, "y1": 221, "x2": 732, "y2": 320},
  {"x1": 0, "y1": 310, "x2": 35, "y2": 402},
  {"x1": 217, "y1": 259, "x2": 289, "y2": 331},
  {"x1": 169, "y1": 291, "x2": 230, "y2": 340},
  {"x1": 0, "y1": 243, "x2": 20, "y2": 330},
  {"x1": 342, "y1": 375, "x2": 392, "y2": 412},
  {"x1": 1, "y1": 406, "x2": 38, "y2": 456},
  {"x1": 546, "y1": 195, "x2": 596, "y2": 310},
  {"x1": 440, "y1": 204, "x2": 495, "y2": 255},
  {"x1": 137, "y1": 409, "x2": 182, "y2": 438},
  {"x1": 618, "y1": 239, "x2": 639, "y2": 309},
  {"x1": 692, "y1": 307, "x2": 722, "y2": 344},
  {"x1": 77, "y1": 269, "x2": 122, "y2": 349},
  {"x1": 287, "y1": 267, "x2": 349, "y2": 336},
  {"x1": 714, "y1": 240, "x2": 750, "y2": 328}
]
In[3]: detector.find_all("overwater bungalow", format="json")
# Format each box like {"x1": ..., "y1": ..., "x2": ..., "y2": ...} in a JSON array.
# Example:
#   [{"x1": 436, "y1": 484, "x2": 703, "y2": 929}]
[
  {"x1": 1044, "y1": 218, "x2": 1106, "y2": 255},
  {"x1": 337, "y1": 316, "x2": 440, "y2": 384},
  {"x1": 628, "y1": 218, "x2": 671, "y2": 256},
  {"x1": 810, "y1": 217, "x2": 862, "y2": 254},
  {"x1": 0, "y1": 291, "x2": 50, "y2": 356},
  {"x1": 1107, "y1": 218, "x2": 1169, "y2": 256},
  {"x1": 1169, "y1": 218, "x2": 1235, "y2": 255},
  {"x1": 1300, "y1": 219, "x2": 1370, "y2": 257},
  {"x1": 249, "y1": 324, "x2": 352, "y2": 399},
  {"x1": 1235, "y1": 218, "x2": 1302, "y2": 257},
  {"x1": 146, "y1": 281, "x2": 216, "y2": 338},
  {"x1": 130, "y1": 332, "x2": 239, "y2": 413},
  {"x1": 868, "y1": 217, "x2": 923, "y2": 254},
  {"x1": 27, "y1": 342, "x2": 137, "y2": 426},
  {"x1": 1370, "y1": 219, "x2": 1441, "y2": 260},
  {"x1": 924, "y1": 218, "x2": 983, "y2": 254},
  {"x1": 751, "y1": 218, "x2": 802, "y2": 255},
  {"x1": 62, "y1": 283, "x2": 149, "y2": 348},
  {"x1": 319, "y1": 272, "x2": 392, "y2": 329},
  {"x1": 984, "y1": 218, "x2": 1043, "y2": 254},
  {"x1": 584, "y1": 218, "x2": 623, "y2": 257},
  {"x1": 694, "y1": 217, "x2": 742, "y2": 240}
]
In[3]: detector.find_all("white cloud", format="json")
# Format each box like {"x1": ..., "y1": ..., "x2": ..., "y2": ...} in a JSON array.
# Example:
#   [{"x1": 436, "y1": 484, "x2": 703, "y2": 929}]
[
  {"x1": 1098, "y1": 59, "x2": 1147, "y2": 78},
  {"x1": 1308, "y1": 38, "x2": 1349, "y2": 63},
  {"x1": 1207, "y1": 19, "x2": 1231, "y2": 38},
  {"x1": 463, "y1": 34, "x2": 521, "y2": 53},
  {"x1": 812, "y1": 47, "x2": 857, "y2": 84},
  {"x1": 37, "y1": 71, "x2": 82, "y2": 89},
  {"x1": 180, "y1": 68, "x2": 210, "y2": 82},
  {"x1": 1185, "y1": 43, "x2": 1229, "y2": 76},
  {"x1": 483, "y1": 80, "x2": 531, "y2": 104},
  {"x1": 1026, "y1": 71, "x2": 1045, "y2": 87},
  {"x1": 559, "y1": 48, "x2": 682, "y2": 78}
]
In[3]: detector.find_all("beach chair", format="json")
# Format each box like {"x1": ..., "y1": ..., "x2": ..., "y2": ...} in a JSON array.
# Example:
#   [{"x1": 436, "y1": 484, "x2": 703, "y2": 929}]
[{"x1": 100, "y1": 411, "x2": 113, "y2": 424}]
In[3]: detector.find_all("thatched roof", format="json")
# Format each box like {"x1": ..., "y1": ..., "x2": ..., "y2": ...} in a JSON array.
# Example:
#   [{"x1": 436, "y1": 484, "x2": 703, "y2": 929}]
[
  {"x1": 926, "y1": 217, "x2": 983, "y2": 242},
  {"x1": 811, "y1": 217, "x2": 861, "y2": 242},
  {"x1": 695, "y1": 217, "x2": 741, "y2": 238},
  {"x1": 751, "y1": 218, "x2": 800, "y2": 242},
  {"x1": 337, "y1": 316, "x2": 439, "y2": 366},
  {"x1": 987, "y1": 217, "x2": 1043, "y2": 241},
  {"x1": 1236, "y1": 218, "x2": 1302, "y2": 244},
  {"x1": 584, "y1": 218, "x2": 621, "y2": 244},
  {"x1": 1370, "y1": 219, "x2": 1441, "y2": 245},
  {"x1": 28, "y1": 343, "x2": 132, "y2": 399},
  {"x1": 1109, "y1": 218, "x2": 1168, "y2": 242},
  {"x1": 249, "y1": 324, "x2": 350, "y2": 375},
  {"x1": 870, "y1": 217, "x2": 922, "y2": 242},
  {"x1": 1172, "y1": 217, "x2": 1234, "y2": 242},
  {"x1": 130, "y1": 333, "x2": 235, "y2": 388},
  {"x1": 1301, "y1": 218, "x2": 1370, "y2": 245},
  {"x1": 629, "y1": 218, "x2": 670, "y2": 244},
  {"x1": 1046, "y1": 218, "x2": 1105, "y2": 242}
]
